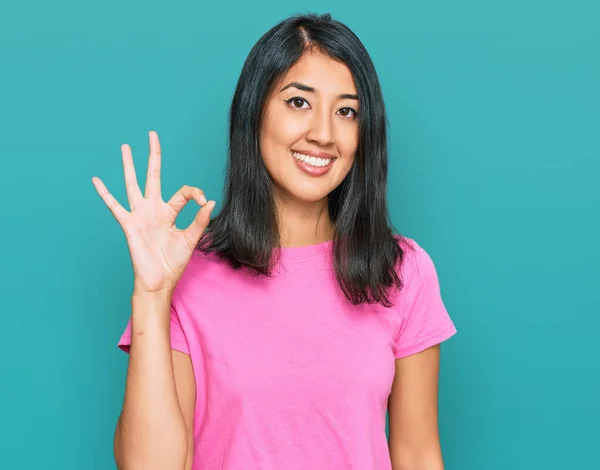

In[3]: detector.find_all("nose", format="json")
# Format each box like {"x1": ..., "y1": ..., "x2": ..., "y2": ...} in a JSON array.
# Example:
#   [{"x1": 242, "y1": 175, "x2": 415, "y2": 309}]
[{"x1": 306, "y1": 109, "x2": 335, "y2": 146}]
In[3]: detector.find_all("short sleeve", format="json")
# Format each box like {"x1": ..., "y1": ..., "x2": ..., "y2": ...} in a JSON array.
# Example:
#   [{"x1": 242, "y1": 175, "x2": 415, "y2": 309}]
[
  {"x1": 117, "y1": 297, "x2": 190, "y2": 355},
  {"x1": 393, "y1": 240, "x2": 457, "y2": 359}
]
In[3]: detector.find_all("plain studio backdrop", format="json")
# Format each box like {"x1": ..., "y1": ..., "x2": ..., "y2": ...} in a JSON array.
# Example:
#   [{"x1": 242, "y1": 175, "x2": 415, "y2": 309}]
[{"x1": 1, "y1": 1, "x2": 598, "y2": 469}]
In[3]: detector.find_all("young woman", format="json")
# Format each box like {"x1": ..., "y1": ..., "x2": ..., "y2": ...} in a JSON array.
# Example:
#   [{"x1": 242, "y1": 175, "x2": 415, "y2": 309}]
[{"x1": 92, "y1": 13, "x2": 457, "y2": 470}]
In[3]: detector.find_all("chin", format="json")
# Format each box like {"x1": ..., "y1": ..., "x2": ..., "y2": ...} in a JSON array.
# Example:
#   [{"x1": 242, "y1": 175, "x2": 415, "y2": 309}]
[{"x1": 279, "y1": 183, "x2": 331, "y2": 204}]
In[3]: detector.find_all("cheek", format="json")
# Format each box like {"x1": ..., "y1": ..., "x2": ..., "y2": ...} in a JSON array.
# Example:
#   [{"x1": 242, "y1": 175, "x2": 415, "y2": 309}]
[
  {"x1": 337, "y1": 126, "x2": 358, "y2": 167},
  {"x1": 261, "y1": 109, "x2": 304, "y2": 152},
  {"x1": 340, "y1": 156, "x2": 356, "y2": 179}
]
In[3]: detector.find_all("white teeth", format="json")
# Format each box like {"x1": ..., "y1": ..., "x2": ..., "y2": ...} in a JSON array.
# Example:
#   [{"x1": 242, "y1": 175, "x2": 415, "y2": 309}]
[{"x1": 292, "y1": 151, "x2": 332, "y2": 167}]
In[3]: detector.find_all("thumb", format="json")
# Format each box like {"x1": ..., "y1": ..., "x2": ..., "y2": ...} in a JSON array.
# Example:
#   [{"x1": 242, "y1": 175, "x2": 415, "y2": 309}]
[{"x1": 183, "y1": 200, "x2": 215, "y2": 245}]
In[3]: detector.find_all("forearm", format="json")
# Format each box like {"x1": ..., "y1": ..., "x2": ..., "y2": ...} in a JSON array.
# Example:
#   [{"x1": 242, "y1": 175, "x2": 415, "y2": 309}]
[
  {"x1": 391, "y1": 453, "x2": 444, "y2": 470},
  {"x1": 114, "y1": 290, "x2": 188, "y2": 470},
  {"x1": 390, "y1": 440, "x2": 444, "y2": 470},
  {"x1": 393, "y1": 462, "x2": 444, "y2": 470}
]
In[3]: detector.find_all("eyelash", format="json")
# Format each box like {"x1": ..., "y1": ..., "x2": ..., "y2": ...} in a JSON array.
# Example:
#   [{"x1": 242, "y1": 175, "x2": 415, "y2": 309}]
[{"x1": 284, "y1": 97, "x2": 359, "y2": 119}]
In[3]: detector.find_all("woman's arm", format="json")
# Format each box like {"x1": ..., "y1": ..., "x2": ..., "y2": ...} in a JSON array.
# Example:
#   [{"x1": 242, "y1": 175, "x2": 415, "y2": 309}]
[
  {"x1": 172, "y1": 349, "x2": 197, "y2": 470},
  {"x1": 388, "y1": 344, "x2": 445, "y2": 470},
  {"x1": 114, "y1": 290, "x2": 195, "y2": 470}
]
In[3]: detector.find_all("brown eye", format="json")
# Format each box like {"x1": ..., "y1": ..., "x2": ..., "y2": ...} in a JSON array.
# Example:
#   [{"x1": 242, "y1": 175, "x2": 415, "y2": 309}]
[
  {"x1": 285, "y1": 97, "x2": 309, "y2": 109},
  {"x1": 338, "y1": 107, "x2": 358, "y2": 119}
]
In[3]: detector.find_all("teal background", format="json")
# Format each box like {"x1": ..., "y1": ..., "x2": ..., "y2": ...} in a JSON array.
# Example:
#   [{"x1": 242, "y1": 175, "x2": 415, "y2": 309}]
[{"x1": 1, "y1": 0, "x2": 598, "y2": 468}]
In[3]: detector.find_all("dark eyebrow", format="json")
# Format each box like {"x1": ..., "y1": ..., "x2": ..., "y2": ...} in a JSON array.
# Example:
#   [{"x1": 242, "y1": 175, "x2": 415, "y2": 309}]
[{"x1": 279, "y1": 81, "x2": 358, "y2": 101}]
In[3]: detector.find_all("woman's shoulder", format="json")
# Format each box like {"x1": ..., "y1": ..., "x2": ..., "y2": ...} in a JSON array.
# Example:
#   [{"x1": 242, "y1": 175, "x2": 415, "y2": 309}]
[{"x1": 394, "y1": 234, "x2": 440, "y2": 285}]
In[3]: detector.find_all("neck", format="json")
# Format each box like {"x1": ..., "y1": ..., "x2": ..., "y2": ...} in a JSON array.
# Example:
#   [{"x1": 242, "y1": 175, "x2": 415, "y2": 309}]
[{"x1": 275, "y1": 193, "x2": 334, "y2": 248}]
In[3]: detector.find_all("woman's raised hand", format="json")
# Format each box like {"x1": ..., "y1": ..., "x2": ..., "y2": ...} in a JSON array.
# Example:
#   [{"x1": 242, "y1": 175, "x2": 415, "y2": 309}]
[{"x1": 92, "y1": 131, "x2": 215, "y2": 294}]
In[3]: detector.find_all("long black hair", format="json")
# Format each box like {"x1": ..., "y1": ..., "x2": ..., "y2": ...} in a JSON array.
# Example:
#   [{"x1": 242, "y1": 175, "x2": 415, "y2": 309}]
[{"x1": 197, "y1": 12, "x2": 408, "y2": 307}]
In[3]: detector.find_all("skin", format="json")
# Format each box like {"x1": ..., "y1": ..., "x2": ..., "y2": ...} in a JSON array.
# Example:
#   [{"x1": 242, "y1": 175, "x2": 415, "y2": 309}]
[
  {"x1": 94, "y1": 50, "x2": 444, "y2": 469},
  {"x1": 259, "y1": 49, "x2": 358, "y2": 247},
  {"x1": 388, "y1": 345, "x2": 445, "y2": 469}
]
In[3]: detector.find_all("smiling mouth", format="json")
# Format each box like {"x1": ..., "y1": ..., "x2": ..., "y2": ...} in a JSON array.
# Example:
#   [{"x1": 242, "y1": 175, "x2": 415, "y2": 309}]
[{"x1": 291, "y1": 150, "x2": 335, "y2": 168}]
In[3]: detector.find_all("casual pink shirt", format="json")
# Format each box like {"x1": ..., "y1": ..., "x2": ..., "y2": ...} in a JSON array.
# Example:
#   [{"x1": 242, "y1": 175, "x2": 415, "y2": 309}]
[{"x1": 118, "y1": 236, "x2": 457, "y2": 469}]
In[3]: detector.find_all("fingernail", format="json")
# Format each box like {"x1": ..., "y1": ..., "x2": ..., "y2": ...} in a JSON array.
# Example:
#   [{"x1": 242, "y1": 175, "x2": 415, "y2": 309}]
[{"x1": 200, "y1": 195, "x2": 207, "y2": 205}]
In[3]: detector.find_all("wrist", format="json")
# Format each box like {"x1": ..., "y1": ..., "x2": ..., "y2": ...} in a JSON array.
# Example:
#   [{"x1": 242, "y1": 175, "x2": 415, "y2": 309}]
[{"x1": 132, "y1": 287, "x2": 174, "y2": 306}]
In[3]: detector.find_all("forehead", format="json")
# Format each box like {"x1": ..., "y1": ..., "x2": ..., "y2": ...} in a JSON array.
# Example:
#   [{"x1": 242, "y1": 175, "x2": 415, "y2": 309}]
[{"x1": 279, "y1": 50, "x2": 357, "y2": 94}]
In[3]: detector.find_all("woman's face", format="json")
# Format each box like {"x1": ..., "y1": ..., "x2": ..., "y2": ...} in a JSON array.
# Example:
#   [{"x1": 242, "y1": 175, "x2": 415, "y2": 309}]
[{"x1": 259, "y1": 50, "x2": 359, "y2": 204}]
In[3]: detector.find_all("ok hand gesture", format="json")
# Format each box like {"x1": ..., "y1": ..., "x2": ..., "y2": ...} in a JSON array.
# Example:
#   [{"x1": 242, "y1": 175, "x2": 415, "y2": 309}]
[{"x1": 92, "y1": 131, "x2": 215, "y2": 294}]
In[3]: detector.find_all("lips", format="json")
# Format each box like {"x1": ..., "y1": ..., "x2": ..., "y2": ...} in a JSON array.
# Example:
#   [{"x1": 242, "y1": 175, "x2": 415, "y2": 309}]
[
  {"x1": 291, "y1": 150, "x2": 336, "y2": 177},
  {"x1": 291, "y1": 149, "x2": 337, "y2": 160}
]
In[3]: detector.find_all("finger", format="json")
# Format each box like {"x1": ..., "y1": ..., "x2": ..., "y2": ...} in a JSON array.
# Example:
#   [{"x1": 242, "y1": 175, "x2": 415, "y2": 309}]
[
  {"x1": 166, "y1": 185, "x2": 207, "y2": 216},
  {"x1": 121, "y1": 144, "x2": 143, "y2": 210},
  {"x1": 183, "y1": 201, "x2": 215, "y2": 246},
  {"x1": 92, "y1": 177, "x2": 129, "y2": 224},
  {"x1": 144, "y1": 130, "x2": 162, "y2": 199}
]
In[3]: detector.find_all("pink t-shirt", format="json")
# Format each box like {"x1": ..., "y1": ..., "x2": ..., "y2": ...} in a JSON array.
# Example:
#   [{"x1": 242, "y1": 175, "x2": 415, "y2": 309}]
[{"x1": 118, "y1": 236, "x2": 457, "y2": 469}]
